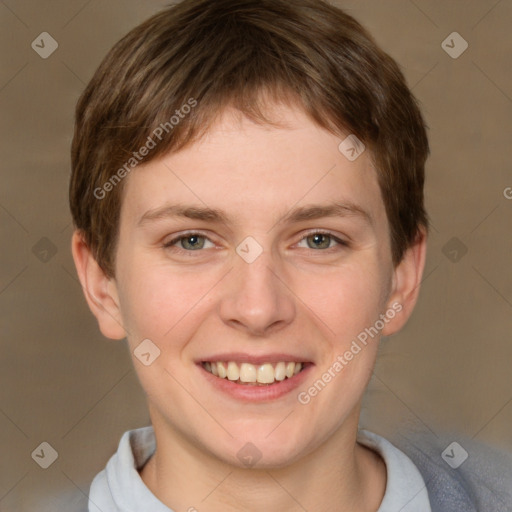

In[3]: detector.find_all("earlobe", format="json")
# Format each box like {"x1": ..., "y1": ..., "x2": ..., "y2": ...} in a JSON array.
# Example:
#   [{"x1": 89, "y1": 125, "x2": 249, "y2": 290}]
[
  {"x1": 71, "y1": 230, "x2": 127, "y2": 340},
  {"x1": 381, "y1": 228, "x2": 428, "y2": 337}
]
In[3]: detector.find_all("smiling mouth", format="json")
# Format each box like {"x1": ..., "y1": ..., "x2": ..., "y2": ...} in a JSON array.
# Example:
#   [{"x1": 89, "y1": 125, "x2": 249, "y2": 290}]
[{"x1": 202, "y1": 361, "x2": 308, "y2": 386}]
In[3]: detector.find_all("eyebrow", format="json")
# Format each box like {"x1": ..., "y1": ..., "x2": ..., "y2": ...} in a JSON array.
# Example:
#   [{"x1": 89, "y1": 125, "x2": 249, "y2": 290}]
[{"x1": 137, "y1": 201, "x2": 372, "y2": 228}]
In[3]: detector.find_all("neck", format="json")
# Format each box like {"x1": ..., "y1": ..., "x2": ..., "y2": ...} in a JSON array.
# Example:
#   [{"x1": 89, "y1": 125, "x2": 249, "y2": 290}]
[{"x1": 140, "y1": 409, "x2": 386, "y2": 512}]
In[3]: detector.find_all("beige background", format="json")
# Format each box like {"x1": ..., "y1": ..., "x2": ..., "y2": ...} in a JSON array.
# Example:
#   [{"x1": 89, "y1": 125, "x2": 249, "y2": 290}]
[{"x1": 0, "y1": 0, "x2": 511, "y2": 510}]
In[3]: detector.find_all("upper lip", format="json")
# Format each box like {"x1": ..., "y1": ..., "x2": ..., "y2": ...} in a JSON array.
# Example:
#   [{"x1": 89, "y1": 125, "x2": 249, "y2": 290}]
[{"x1": 197, "y1": 353, "x2": 313, "y2": 365}]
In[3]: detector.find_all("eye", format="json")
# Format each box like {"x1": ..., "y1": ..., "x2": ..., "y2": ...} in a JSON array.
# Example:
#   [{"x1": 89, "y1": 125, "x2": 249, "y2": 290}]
[
  {"x1": 297, "y1": 231, "x2": 347, "y2": 250},
  {"x1": 162, "y1": 230, "x2": 347, "y2": 254},
  {"x1": 163, "y1": 232, "x2": 215, "y2": 251}
]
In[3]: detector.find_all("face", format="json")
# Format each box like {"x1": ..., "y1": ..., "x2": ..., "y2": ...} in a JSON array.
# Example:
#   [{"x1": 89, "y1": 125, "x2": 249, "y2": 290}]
[{"x1": 102, "y1": 104, "x2": 406, "y2": 467}]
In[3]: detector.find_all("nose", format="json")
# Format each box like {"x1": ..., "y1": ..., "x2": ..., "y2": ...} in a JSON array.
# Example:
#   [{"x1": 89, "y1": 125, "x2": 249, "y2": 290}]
[{"x1": 218, "y1": 248, "x2": 296, "y2": 337}]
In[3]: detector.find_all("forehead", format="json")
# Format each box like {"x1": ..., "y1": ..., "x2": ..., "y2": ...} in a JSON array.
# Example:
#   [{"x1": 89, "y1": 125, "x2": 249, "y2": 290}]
[{"x1": 120, "y1": 104, "x2": 386, "y2": 231}]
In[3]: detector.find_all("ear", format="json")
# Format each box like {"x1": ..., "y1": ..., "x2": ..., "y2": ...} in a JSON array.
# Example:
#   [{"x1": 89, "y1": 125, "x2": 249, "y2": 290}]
[
  {"x1": 71, "y1": 230, "x2": 126, "y2": 340},
  {"x1": 381, "y1": 227, "x2": 427, "y2": 337}
]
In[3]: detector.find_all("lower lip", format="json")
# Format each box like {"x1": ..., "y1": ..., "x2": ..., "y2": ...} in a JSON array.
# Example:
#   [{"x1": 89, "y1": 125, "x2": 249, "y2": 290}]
[{"x1": 198, "y1": 364, "x2": 313, "y2": 402}]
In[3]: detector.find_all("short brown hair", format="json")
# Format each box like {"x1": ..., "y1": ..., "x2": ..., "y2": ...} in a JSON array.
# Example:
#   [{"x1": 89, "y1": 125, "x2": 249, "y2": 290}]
[{"x1": 70, "y1": 0, "x2": 429, "y2": 278}]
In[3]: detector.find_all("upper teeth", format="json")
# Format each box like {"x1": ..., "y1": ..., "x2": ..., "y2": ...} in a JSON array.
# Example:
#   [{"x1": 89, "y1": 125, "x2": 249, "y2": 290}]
[{"x1": 204, "y1": 361, "x2": 303, "y2": 384}]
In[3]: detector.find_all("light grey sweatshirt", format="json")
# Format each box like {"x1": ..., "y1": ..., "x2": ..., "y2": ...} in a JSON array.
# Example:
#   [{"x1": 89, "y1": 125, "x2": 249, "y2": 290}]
[
  {"x1": 88, "y1": 427, "x2": 434, "y2": 511},
  {"x1": 87, "y1": 426, "x2": 512, "y2": 511}
]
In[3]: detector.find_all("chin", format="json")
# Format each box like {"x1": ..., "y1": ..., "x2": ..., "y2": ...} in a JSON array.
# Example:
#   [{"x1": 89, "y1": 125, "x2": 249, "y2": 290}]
[{"x1": 214, "y1": 431, "x2": 312, "y2": 470}]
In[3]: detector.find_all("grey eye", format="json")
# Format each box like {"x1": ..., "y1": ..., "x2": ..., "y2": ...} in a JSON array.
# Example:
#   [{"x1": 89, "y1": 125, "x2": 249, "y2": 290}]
[
  {"x1": 179, "y1": 234, "x2": 206, "y2": 250},
  {"x1": 306, "y1": 233, "x2": 332, "y2": 249}
]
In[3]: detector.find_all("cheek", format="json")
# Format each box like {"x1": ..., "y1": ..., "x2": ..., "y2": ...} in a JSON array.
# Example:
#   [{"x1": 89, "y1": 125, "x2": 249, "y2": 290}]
[
  {"x1": 116, "y1": 258, "x2": 218, "y2": 345},
  {"x1": 294, "y1": 265, "x2": 385, "y2": 427},
  {"x1": 293, "y1": 260, "x2": 387, "y2": 342}
]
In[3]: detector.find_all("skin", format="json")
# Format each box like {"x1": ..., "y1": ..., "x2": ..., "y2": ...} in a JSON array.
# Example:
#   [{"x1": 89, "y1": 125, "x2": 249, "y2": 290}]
[{"x1": 72, "y1": 103, "x2": 427, "y2": 512}]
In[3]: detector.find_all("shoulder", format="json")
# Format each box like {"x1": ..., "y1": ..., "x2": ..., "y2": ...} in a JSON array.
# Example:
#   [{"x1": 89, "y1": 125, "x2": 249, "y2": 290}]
[
  {"x1": 88, "y1": 468, "x2": 117, "y2": 511},
  {"x1": 87, "y1": 427, "x2": 168, "y2": 512},
  {"x1": 390, "y1": 429, "x2": 512, "y2": 512},
  {"x1": 358, "y1": 429, "x2": 432, "y2": 511}
]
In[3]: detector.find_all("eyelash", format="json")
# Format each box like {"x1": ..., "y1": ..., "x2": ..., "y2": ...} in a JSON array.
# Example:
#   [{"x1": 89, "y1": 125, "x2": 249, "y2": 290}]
[{"x1": 162, "y1": 230, "x2": 348, "y2": 255}]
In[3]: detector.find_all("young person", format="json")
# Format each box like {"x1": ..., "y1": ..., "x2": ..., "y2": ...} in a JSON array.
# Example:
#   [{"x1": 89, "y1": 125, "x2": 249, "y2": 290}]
[{"x1": 69, "y1": 1, "x2": 512, "y2": 510}]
